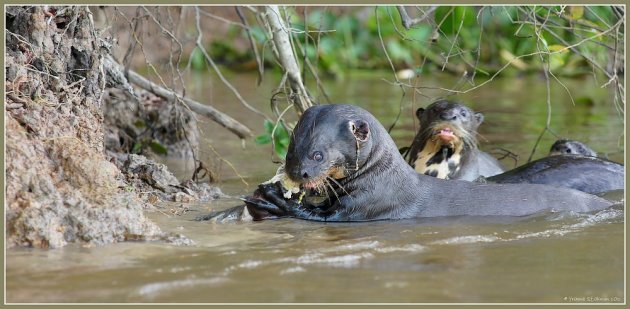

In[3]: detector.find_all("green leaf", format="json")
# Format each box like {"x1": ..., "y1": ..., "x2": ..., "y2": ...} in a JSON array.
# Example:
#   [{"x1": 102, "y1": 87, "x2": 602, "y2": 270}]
[
  {"x1": 133, "y1": 120, "x2": 146, "y2": 129},
  {"x1": 149, "y1": 140, "x2": 168, "y2": 155},
  {"x1": 248, "y1": 26, "x2": 267, "y2": 44},
  {"x1": 336, "y1": 15, "x2": 357, "y2": 34},
  {"x1": 307, "y1": 10, "x2": 334, "y2": 29},
  {"x1": 407, "y1": 24, "x2": 431, "y2": 42},
  {"x1": 568, "y1": 6, "x2": 584, "y2": 20},
  {"x1": 263, "y1": 119, "x2": 274, "y2": 134},
  {"x1": 274, "y1": 142, "x2": 287, "y2": 159},
  {"x1": 190, "y1": 48, "x2": 206, "y2": 71},
  {"x1": 549, "y1": 54, "x2": 565, "y2": 71},
  {"x1": 548, "y1": 44, "x2": 567, "y2": 53},
  {"x1": 575, "y1": 96, "x2": 595, "y2": 106},
  {"x1": 131, "y1": 142, "x2": 142, "y2": 154},
  {"x1": 386, "y1": 39, "x2": 412, "y2": 63},
  {"x1": 254, "y1": 134, "x2": 272, "y2": 145},
  {"x1": 539, "y1": 35, "x2": 549, "y2": 50},
  {"x1": 434, "y1": 6, "x2": 476, "y2": 35},
  {"x1": 272, "y1": 121, "x2": 289, "y2": 139}
]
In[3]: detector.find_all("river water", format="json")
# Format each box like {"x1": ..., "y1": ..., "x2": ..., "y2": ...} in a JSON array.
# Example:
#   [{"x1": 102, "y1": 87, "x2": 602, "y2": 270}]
[{"x1": 6, "y1": 71, "x2": 625, "y2": 303}]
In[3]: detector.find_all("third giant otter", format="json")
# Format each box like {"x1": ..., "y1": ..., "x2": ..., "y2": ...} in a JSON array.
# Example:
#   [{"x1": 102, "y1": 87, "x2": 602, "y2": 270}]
[
  {"x1": 549, "y1": 139, "x2": 598, "y2": 157},
  {"x1": 487, "y1": 155, "x2": 623, "y2": 195},
  {"x1": 481, "y1": 139, "x2": 622, "y2": 195},
  {"x1": 205, "y1": 104, "x2": 612, "y2": 222},
  {"x1": 405, "y1": 100, "x2": 504, "y2": 181}
]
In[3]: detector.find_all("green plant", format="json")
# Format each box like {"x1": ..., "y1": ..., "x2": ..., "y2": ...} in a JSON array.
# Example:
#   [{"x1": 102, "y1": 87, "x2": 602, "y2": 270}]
[
  {"x1": 131, "y1": 139, "x2": 168, "y2": 155},
  {"x1": 254, "y1": 119, "x2": 291, "y2": 159}
]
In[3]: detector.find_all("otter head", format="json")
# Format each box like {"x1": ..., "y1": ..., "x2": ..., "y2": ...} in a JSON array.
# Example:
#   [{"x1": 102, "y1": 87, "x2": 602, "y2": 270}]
[
  {"x1": 410, "y1": 100, "x2": 484, "y2": 179},
  {"x1": 285, "y1": 105, "x2": 373, "y2": 191},
  {"x1": 416, "y1": 100, "x2": 483, "y2": 148},
  {"x1": 549, "y1": 139, "x2": 597, "y2": 157}
]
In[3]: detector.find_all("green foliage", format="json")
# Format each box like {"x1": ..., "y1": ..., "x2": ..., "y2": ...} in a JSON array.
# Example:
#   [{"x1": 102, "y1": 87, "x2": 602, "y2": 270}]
[
  {"x1": 149, "y1": 141, "x2": 168, "y2": 155},
  {"x1": 190, "y1": 48, "x2": 206, "y2": 71},
  {"x1": 132, "y1": 139, "x2": 168, "y2": 155},
  {"x1": 434, "y1": 6, "x2": 476, "y2": 35},
  {"x1": 133, "y1": 120, "x2": 146, "y2": 129},
  {"x1": 199, "y1": 6, "x2": 619, "y2": 78},
  {"x1": 255, "y1": 119, "x2": 291, "y2": 159}
]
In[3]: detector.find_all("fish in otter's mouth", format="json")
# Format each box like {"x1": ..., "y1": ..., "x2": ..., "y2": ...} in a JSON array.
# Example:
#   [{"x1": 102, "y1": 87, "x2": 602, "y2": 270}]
[
  {"x1": 259, "y1": 165, "x2": 348, "y2": 204},
  {"x1": 293, "y1": 165, "x2": 347, "y2": 193}
]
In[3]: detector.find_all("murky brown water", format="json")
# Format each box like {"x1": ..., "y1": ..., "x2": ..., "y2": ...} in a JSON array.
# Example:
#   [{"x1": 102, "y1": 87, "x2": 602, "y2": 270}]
[{"x1": 6, "y1": 71, "x2": 624, "y2": 303}]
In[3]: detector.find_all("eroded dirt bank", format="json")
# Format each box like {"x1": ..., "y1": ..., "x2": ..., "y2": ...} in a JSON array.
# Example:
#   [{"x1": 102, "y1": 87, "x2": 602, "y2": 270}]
[{"x1": 5, "y1": 6, "x2": 214, "y2": 248}]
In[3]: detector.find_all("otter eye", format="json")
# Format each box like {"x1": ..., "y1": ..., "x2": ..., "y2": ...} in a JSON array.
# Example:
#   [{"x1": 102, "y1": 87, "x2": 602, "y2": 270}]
[
  {"x1": 566, "y1": 149, "x2": 571, "y2": 153},
  {"x1": 312, "y1": 151, "x2": 323, "y2": 162},
  {"x1": 460, "y1": 110, "x2": 468, "y2": 117}
]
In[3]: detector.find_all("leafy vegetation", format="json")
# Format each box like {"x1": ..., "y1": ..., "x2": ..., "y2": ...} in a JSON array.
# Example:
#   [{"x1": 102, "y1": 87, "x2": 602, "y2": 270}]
[
  {"x1": 254, "y1": 119, "x2": 291, "y2": 159},
  {"x1": 184, "y1": 5, "x2": 623, "y2": 158},
  {"x1": 194, "y1": 6, "x2": 621, "y2": 80}
]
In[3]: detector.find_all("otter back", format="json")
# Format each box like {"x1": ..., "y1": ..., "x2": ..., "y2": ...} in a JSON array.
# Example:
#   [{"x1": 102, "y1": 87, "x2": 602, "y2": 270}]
[{"x1": 487, "y1": 155, "x2": 623, "y2": 195}]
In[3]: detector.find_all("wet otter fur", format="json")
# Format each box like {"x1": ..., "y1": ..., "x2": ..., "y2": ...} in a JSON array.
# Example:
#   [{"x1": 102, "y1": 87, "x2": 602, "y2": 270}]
[
  {"x1": 216, "y1": 104, "x2": 612, "y2": 222},
  {"x1": 406, "y1": 100, "x2": 504, "y2": 181}
]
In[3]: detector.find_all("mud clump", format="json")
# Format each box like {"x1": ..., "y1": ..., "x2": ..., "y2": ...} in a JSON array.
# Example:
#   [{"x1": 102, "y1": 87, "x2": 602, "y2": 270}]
[
  {"x1": 113, "y1": 153, "x2": 225, "y2": 203},
  {"x1": 5, "y1": 6, "x2": 212, "y2": 249}
]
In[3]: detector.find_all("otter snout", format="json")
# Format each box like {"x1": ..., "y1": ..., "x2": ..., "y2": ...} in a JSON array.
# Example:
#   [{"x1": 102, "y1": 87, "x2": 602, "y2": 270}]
[
  {"x1": 440, "y1": 109, "x2": 459, "y2": 121},
  {"x1": 298, "y1": 168, "x2": 312, "y2": 180},
  {"x1": 286, "y1": 164, "x2": 318, "y2": 183}
]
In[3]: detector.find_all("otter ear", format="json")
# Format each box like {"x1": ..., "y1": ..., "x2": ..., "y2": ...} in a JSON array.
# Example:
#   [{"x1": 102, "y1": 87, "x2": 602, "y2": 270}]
[
  {"x1": 474, "y1": 112, "x2": 484, "y2": 124},
  {"x1": 416, "y1": 108, "x2": 425, "y2": 120},
  {"x1": 349, "y1": 120, "x2": 370, "y2": 142}
]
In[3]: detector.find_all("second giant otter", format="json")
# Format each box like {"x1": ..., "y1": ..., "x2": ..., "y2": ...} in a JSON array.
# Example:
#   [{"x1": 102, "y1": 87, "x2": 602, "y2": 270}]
[
  {"x1": 405, "y1": 100, "x2": 504, "y2": 181},
  {"x1": 202, "y1": 104, "x2": 611, "y2": 222}
]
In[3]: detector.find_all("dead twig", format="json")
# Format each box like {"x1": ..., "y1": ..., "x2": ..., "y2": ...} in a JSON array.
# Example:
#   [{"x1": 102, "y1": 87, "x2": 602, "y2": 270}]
[
  {"x1": 376, "y1": 7, "x2": 406, "y2": 133},
  {"x1": 194, "y1": 6, "x2": 270, "y2": 121},
  {"x1": 235, "y1": 6, "x2": 264, "y2": 86},
  {"x1": 396, "y1": 6, "x2": 436, "y2": 29}
]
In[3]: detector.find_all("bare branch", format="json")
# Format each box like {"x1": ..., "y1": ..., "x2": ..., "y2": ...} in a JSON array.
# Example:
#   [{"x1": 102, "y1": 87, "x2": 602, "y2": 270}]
[
  {"x1": 396, "y1": 6, "x2": 436, "y2": 29},
  {"x1": 105, "y1": 56, "x2": 253, "y2": 139},
  {"x1": 193, "y1": 6, "x2": 269, "y2": 120},
  {"x1": 235, "y1": 6, "x2": 264, "y2": 86},
  {"x1": 264, "y1": 5, "x2": 313, "y2": 114}
]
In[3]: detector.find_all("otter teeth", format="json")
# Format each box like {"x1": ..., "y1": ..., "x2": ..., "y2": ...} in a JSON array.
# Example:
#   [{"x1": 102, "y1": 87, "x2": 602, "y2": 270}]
[{"x1": 439, "y1": 128, "x2": 454, "y2": 136}]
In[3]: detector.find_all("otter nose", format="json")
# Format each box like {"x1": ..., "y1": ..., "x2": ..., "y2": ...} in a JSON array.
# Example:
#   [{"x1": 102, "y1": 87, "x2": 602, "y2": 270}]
[
  {"x1": 301, "y1": 170, "x2": 310, "y2": 179},
  {"x1": 440, "y1": 110, "x2": 457, "y2": 121}
]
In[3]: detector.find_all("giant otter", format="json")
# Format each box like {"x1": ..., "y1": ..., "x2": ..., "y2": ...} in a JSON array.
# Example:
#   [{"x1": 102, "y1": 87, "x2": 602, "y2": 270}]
[
  {"x1": 486, "y1": 155, "x2": 623, "y2": 194},
  {"x1": 200, "y1": 104, "x2": 611, "y2": 222},
  {"x1": 482, "y1": 139, "x2": 622, "y2": 194},
  {"x1": 549, "y1": 139, "x2": 597, "y2": 157},
  {"x1": 405, "y1": 100, "x2": 504, "y2": 181}
]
